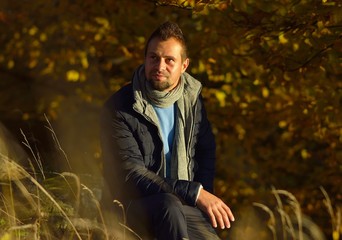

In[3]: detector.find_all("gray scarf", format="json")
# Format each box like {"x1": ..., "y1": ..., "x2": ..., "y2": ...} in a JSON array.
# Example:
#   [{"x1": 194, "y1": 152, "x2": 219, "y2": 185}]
[
  {"x1": 141, "y1": 70, "x2": 184, "y2": 108},
  {"x1": 132, "y1": 65, "x2": 192, "y2": 180}
]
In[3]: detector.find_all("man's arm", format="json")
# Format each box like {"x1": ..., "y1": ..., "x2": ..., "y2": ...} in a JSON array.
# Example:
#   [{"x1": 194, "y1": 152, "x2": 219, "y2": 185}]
[
  {"x1": 193, "y1": 96, "x2": 235, "y2": 228},
  {"x1": 101, "y1": 106, "x2": 202, "y2": 206},
  {"x1": 193, "y1": 96, "x2": 216, "y2": 192}
]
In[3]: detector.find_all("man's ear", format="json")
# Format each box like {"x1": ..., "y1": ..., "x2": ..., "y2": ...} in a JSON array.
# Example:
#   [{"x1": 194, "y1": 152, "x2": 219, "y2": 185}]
[{"x1": 182, "y1": 58, "x2": 190, "y2": 73}]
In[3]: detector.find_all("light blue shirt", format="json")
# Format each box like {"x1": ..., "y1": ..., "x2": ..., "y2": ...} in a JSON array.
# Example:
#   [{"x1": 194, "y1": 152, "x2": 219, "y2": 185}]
[{"x1": 153, "y1": 104, "x2": 175, "y2": 178}]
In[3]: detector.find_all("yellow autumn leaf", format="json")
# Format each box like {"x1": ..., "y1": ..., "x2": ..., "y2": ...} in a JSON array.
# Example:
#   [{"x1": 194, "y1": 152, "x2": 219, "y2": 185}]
[
  {"x1": 222, "y1": 84, "x2": 232, "y2": 94},
  {"x1": 29, "y1": 26, "x2": 38, "y2": 36},
  {"x1": 41, "y1": 61, "x2": 55, "y2": 75},
  {"x1": 239, "y1": 102, "x2": 248, "y2": 109},
  {"x1": 81, "y1": 57, "x2": 88, "y2": 69},
  {"x1": 28, "y1": 59, "x2": 38, "y2": 69},
  {"x1": 208, "y1": 58, "x2": 216, "y2": 64},
  {"x1": 136, "y1": 36, "x2": 145, "y2": 44},
  {"x1": 95, "y1": 17, "x2": 110, "y2": 29},
  {"x1": 40, "y1": 33, "x2": 47, "y2": 42},
  {"x1": 293, "y1": 43, "x2": 299, "y2": 51},
  {"x1": 279, "y1": 121, "x2": 287, "y2": 128},
  {"x1": 79, "y1": 52, "x2": 89, "y2": 69},
  {"x1": 66, "y1": 70, "x2": 79, "y2": 82},
  {"x1": 332, "y1": 230, "x2": 339, "y2": 240},
  {"x1": 215, "y1": 91, "x2": 226, "y2": 107},
  {"x1": 198, "y1": 60, "x2": 206, "y2": 73},
  {"x1": 235, "y1": 124, "x2": 246, "y2": 140},
  {"x1": 225, "y1": 72, "x2": 232, "y2": 83},
  {"x1": 253, "y1": 79, "x2": 260, "y2": 85},
  {"x1": 279, "y1": 33, "x2": 288, "y2": 44},
  {"x1": 305, "y1": 38, "x2": 312, "y2": 46},
  {"x1": 7, "y1": 60, "x2": 14, "y2": 69},
  {"x1": 301, "y1": 149, "x2": 310, "y2": 159},
  {"x1": 121, "y1": 46, "x2": 132, "y2": 58},
  {"x1": 94, "y1": 33, "x2": 102, "y2": 41},
  {"x1": 262, "y1": 87, "x2": 269, "y2": 98},
  {"x1": 317, "y1": 20, "x2": 324, "y2": 29}
]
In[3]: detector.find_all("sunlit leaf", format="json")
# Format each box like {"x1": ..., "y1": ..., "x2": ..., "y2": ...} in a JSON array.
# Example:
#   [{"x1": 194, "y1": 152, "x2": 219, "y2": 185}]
[
  {"x1": 7, "y1": 60, "x2": 14, "y2": 69},
  {"x1": 94, "y1": 33, "x2": 102, "y2": 41},
  {"x1": 95, "y1": 17, "x2": 110, "y2": 29},
  {"x1": 262, "y1": 87, "x2": 269, "y2": 98},
  {"x1": 28, "y1": 26, "x2": 38, "y2": 36},
  {"x1": 279, "y1": 120, "x2": 287, "y2": 128},
  {"x1": 293, "y1": 43, "x2": 299, "y2": 51},
  {"x1": 279, "y1": 32, "x2": 288, "y2": 44},
  {"x1": 215, "y1": 90, "x2": 226, "y2": 107},
  {"x1": 301, "y1": 149, "x2": 310, "y2": 159},
  {"x1": 66, "y1": 70, "x2": 80, "y2": 82},
  {"x1": 332, "y1": 231, "x2": 339, "y2": 240},
  {"x1": 39, "y1": 33, "x2": 47, "y2": 42},
  {"x1": 28, "y1": 59, "x2": 37, "y2": 69}
]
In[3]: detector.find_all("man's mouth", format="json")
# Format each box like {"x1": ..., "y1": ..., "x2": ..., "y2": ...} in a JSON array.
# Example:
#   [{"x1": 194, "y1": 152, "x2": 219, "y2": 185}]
[{"x1": 152, "y1": 73, "x2": 166, "y2": 80}]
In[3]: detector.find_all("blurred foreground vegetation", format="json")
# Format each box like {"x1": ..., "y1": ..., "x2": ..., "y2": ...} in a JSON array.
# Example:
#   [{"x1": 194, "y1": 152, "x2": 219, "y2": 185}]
[{"x1": 0, "y1": 0, "x2": 341, "y2": 239}]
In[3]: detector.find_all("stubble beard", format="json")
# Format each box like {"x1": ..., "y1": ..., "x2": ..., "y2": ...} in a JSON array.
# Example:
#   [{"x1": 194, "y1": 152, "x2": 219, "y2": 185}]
[{"x1": 148, "y1": 78, "x2": 171, "y2": 91}]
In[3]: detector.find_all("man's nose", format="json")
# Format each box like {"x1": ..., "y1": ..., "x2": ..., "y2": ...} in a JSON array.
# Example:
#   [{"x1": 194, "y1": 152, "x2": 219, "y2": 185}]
[{"x1": 156, "y1": 58, "x2": 166, "y2": 71}]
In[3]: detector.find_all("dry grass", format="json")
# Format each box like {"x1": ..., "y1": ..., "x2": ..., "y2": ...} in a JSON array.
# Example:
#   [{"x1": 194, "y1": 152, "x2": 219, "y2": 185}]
[
  {"x1": 320, "y1": 186, "x2": 341, "y2": 240},
  {"x1": 0, "y1": 121, "x2": 140, "y2": 240},
  {"x1": 251, "y1": 187, "x2": 341, "y2": 240},
  {"x1": 0, "y1": 120, "x2": 340, "y2": 240}
]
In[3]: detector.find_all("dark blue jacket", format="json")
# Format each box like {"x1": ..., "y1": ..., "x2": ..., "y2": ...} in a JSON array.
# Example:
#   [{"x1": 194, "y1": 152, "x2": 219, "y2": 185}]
[{"x1": 101, "y1": 81, "x2": 216, "y2": 207}]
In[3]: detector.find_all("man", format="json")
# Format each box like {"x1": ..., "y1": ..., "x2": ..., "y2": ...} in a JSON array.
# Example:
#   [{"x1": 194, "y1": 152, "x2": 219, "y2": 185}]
[{"x1": 101, "y1": 21, "x2": 234, "y2": 240}]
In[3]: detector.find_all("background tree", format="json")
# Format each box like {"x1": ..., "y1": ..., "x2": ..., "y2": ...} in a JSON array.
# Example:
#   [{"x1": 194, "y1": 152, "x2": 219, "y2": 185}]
[{"x1": 0, "y1": 0, "x2": 341, "y2": 238}]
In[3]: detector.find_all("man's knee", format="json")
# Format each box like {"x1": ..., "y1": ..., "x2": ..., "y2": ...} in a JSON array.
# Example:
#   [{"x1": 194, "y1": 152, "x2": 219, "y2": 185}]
[
  {"x1": 159, "y1": 193, "x2": 182, "y2": 208},
  {"x1": 153, "y1": 194, "x2": 185, "y2": 222}
]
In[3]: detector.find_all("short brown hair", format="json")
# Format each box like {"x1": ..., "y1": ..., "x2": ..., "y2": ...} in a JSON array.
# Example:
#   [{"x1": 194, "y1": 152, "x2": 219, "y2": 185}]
[{"x1": 144, "y1": 21, "x2": 188, "y2": 60}]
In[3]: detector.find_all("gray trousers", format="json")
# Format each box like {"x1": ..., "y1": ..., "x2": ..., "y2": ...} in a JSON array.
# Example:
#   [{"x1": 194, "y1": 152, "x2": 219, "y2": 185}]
[{"x1": 126, "y1": 193, "x2": 220, "y2": 240}]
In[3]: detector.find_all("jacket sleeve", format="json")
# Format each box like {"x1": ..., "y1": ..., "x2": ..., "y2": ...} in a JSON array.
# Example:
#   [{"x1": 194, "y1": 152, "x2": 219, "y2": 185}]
[
  {"x1": 101, "y1": 106, "x2": 202, "y2": 207},
  {"x1": 193, "y1": 96, "x2": 216, "y2": 193}
]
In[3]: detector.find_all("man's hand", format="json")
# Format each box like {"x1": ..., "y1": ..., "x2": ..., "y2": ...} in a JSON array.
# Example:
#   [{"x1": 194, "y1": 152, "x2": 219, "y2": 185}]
[{"x1": 196, "y1": 188, "x2": 235, "y2": 229}]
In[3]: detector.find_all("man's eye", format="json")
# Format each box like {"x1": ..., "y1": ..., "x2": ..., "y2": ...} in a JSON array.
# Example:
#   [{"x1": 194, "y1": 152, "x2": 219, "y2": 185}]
[{"x1": 166, "y1": 58, "x2": 175, "y2": 63}]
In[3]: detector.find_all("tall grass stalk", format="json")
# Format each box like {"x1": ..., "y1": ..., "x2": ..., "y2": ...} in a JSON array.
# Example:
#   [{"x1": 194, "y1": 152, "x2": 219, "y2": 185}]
[
  {"x1": 253, "y1": 202, "x2": 277, "y2": 240},
  {"x1": 0, "y1": 194, "x2": 22, "y2": 228},
  {"x1": 1, "y1": 154, "x2": 20, "y2": 228},
  {"x1": 275, "y1": 190, "x2": 303, "y2": 240},
  {"x1": 20, "y1": 129, "x2": 45, "y2": 180},
  {"x1": 82, "y1": 184, "x2": 109, "y2": 240},
  {"x1": 272, "y1": 186, "x2": 287, "y2": 240},
  {"x1": 0, "y1": 154, "x2": 38, "y2": 212},
  {"x1": 9, "y1": 222, "x2": 39, "y2": 239},
  {"x1": 113, "y1": 199, "x2": 127, "y2": 240},
  {"x1": 0, "y1": 156, "x2": 83, "y2": 240},
  {"x1": 277, "y1": 208, "x2": 296, "y2": 239},
  {"x1": 44, "y1": 114, "x2": 71, "y2": 170},
  {"x1": 320, "y1": 186, "x2": 341, "y2": 240},
  {"x1": 59, "y1": 172, "x2": 81, "y2": 215},
  {"x1": 118, "y1": 223, "x2": 142, "y2": 240}
]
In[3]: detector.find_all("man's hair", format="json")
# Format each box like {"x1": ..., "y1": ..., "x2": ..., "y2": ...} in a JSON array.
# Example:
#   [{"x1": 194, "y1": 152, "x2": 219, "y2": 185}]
[{"x1": 144, "y1": 21, "x2": 188, "y2": 60}]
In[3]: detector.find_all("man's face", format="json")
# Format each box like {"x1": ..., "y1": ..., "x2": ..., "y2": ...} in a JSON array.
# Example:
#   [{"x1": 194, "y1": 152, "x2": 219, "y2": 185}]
[{"x1": 144, "y1": 37, "x2": 189, "y2": 92}]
